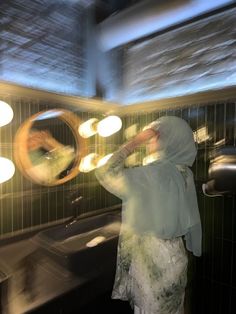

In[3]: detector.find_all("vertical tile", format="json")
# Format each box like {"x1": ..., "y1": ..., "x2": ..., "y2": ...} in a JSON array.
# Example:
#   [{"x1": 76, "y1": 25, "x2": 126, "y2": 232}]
[
  {"x1": 220, "y1": 240, "x2": 233, "y2": 285},
  {"x1": 225, "y1": 103, "x2": 235, "y2": 145},
  {"x1": 206, "y1": 104, "x2": 216, "y2": 144},
  {"x1": 232, "y1": 242, "x2": 236, "y2": 288},
  {"x1": 220, "y1": 285, "x2": 231, "y2": 314},
  {"x1": 223, "y1": 196, "x2": 234, "y2": 241},
  {"x1": 230, "y1": 288, "x2": 236, "y2": 314},
  {"x1": 213, "y1": 196, "x2": 224, "y2": 239},
  {"x1": 215, "y1": 103, "x2": 225, "y2": 143},
  {"x1": 232, "y1": 196, "x2": 236, "y2": 243}
]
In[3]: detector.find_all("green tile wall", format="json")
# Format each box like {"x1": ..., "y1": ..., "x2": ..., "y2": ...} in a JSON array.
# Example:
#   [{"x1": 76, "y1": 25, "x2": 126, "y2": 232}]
[{"x1": 0, "y1": 95, "x2": 121, "y2": 239}]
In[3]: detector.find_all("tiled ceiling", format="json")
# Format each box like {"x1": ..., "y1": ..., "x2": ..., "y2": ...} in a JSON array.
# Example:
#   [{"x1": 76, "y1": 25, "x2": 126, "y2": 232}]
[
  {"x1": 0, "y1": 0, "x2": 88, "y2": 96},
  {"x1": 0, "y1": 0, "x2": 142, "y2": 97}
]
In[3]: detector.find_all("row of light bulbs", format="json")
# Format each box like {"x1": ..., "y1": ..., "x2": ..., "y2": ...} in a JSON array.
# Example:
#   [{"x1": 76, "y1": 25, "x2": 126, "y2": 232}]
[
  {"x1": 78, "y1": 116, "x2": 123, "y2": 172},
  {"x1": 78, "y1": 116, "x2": 122, "y2": 138},
  {"x1": 0, "y1": 101, "x2": 15, "y2": 184},
  {"x1": 79, "y1": 151, "x2": 159, "y2": 173},
  {"x1": 79, "y1": 153, "x2": 113, "y2": 173},
  {"x1": 0, "y1": 102, "x2": 123, "y2": 182},
  {"x1": 0, "y1": 102, "x2": 159, "y2": 180}
]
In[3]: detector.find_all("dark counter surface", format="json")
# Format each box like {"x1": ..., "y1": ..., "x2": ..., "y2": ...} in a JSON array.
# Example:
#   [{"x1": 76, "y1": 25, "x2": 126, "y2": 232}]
[
  {"x1": 0, "y1": 217, "x2": 131, "y2": 313},
  {"x1": 0, "y1": 238, "x2": 85, "y2": 313},
  {"x1": 0, "y1": 206, "x2": 133, "y2": 314}
]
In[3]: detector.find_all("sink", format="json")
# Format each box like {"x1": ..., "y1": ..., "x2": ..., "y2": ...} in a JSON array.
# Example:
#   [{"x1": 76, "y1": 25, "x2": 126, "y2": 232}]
[{"x1": 32, "y1": 210, "x2": 121, "y2": 277}]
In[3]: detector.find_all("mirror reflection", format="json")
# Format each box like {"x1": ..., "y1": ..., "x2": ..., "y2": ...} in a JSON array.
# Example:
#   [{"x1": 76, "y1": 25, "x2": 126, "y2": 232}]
[{"x1": 14, "y1": 109, "x2": 86, "y2": 186}]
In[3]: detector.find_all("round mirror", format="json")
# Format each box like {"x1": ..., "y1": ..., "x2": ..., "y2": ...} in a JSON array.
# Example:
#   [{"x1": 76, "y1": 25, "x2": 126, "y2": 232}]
[{"x1": 14, "y1": 109, "x2": 87, "y2": 186}]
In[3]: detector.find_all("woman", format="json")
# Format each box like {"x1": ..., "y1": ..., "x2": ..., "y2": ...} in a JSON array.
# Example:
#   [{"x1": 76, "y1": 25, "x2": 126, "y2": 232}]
[{"x1": 95, "y1": 116, "x2": 202, "y2": 314}]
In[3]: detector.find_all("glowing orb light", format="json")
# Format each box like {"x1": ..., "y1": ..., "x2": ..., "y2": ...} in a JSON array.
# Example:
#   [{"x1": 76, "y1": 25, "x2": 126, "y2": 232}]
[
  {"x1": 0, "y1": 157, "x2": 15, "y2": 183},
  {"x1": 0, "y1": 101, "x2": 14, "y2": 127},
  {"x1": 97, "y1": 116, "x2": 122, "y2": 137},
  {"x1": 96, "y1": 153, "x2": 113, "y2": 168},
  {"x1": 78, "y1": 118, "x2": 99, "y2": 138},
  {"x1": 79, "y1": 153, "x2": 99, "y2": 172}
]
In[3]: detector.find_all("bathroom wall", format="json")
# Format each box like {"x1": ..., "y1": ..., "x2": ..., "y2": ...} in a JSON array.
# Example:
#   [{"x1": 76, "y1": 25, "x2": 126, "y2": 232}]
[
  {"x1": 0, "y1": 92, "x2": 121, "y2": 239},
  {"x1": 121, "y1": 101, "x2": 236, "y2": 314}
]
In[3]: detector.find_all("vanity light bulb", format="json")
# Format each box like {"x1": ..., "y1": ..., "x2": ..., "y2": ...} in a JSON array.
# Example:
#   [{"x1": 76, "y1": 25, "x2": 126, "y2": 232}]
[
  {"x1": 78, "y1": 118, "x2": 98, "y2": 138},
  {"x1": 79, "y1": 153, "x2": 99, "y2": 172},
  {"x1": 0, "y1": 157, "x2": 15, "y2": 184},
  {"x1": 142, "y1": 153, "x2": 159, "y2": 166},
  {"x1": 0, "y1": 101, "x2": 14, "y2": 127},
  {"x1": 97, "y1": 116, "x2": 122, "y2": 137},
  {"x1": 96, "y1": 153, "x2": 113, "y2": 168}
]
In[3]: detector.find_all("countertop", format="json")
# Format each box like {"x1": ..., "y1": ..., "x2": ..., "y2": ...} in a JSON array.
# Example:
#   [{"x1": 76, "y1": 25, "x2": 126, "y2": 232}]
[
  {"x1": 0, "y1": 230, "x2": 118, "y2": 314},
  {"x1": 0, "y1": 238, "x2": 89, "y2": 313}
]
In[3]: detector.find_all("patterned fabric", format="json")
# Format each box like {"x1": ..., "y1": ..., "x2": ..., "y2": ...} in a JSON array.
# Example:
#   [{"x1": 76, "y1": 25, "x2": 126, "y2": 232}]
[{"x1": 112, "y1": 227, "x2": 188, "y2": 314}]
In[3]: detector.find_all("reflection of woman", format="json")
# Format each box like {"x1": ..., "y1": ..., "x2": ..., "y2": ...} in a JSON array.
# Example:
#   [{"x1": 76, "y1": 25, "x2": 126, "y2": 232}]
[
  {"x1": 95, "y1": 116, "x2": 201, "y2": 314},
  {"x1": 27, "y1": 130, "x2": 75, "y2": 184}
]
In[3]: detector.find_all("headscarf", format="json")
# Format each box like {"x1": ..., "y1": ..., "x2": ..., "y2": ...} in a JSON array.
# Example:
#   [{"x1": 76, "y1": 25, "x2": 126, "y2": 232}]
[
  {"x1": 96, "y1": 116, "x2": 202, "y2": 256},
  {"x1": 147, "y1": 116, "x2": 197, "y2": 166},
  {"x1": 144, "y1": 116, "x2": 202, "y2": 256}
]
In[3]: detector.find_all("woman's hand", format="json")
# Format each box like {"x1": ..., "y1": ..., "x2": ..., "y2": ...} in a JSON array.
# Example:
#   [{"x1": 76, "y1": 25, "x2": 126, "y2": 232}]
[{"x1": 134, "y1": 128, "x2": 158, "y2": 145}]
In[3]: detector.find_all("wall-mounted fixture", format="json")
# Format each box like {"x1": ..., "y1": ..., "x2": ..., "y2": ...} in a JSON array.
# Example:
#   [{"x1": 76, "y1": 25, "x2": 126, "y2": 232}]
[
  {"x1": 124, "y1": 124, "x2": 138, "y2": 140},
  {"x1": 0, "y1": 157, "x2": 15, "y2": 184},
  {"x1": 0, "y1": 101, "x2": 14, "y2": 127},
  {"x1": 97, "y1": 115, "x2": 122, "y2": 137},
  {"x1": 78, "y1": 118, "x2": 99, "y2": 138},
  {"x1": 193, "y1": 126, "x2": 210, "y2": 144},
  {"x1": 78, "y1": 116, "x2": 122, "y2": 138},
  {"x1": 79, "y1": 153, "x2": 115, "y2": 172},
  {"x1": 13, "y1": 109, "x2": 87, "y2": 186},
  {"x1": 79, "y1": 153, "x2": 99, "y2": 173},
  {"x1": 142, "y1": 152, "x2": 159, "y2": 166},
  {"x1": 96, "y1": 154, "x2": 113, "y2": 168},
  {"x1": 0, "y1": 100, "x2": 15, "y2": 183},
  {"x1": 203, "y1": 146, "x2": 236, "y2": 196}
]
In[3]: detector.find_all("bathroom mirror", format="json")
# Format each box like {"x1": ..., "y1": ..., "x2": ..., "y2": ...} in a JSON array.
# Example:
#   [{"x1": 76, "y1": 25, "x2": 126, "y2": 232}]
[{"x1": 14, "y1": 109, "x2": 87, "y2": 186}]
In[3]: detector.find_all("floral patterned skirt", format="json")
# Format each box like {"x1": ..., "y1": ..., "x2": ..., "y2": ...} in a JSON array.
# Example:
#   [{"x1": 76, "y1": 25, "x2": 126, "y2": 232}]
[{"x1": 111, "y1": 228, "x2": 188, "y2": 314}]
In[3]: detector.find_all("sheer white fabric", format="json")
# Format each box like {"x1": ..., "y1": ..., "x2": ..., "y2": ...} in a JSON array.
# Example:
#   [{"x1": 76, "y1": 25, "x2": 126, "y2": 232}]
[
  {"x1": 95, "y1": 116, "x2": 201, "y2": 313},
  {"x1": 96, "y1": 116, "x2": 202, "y2": 256}
]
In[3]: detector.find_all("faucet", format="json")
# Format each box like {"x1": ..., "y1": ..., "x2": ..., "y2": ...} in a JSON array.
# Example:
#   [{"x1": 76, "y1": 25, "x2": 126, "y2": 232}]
[{"x1": 66, "y1": 193, "x2": 83, "y2": 228}]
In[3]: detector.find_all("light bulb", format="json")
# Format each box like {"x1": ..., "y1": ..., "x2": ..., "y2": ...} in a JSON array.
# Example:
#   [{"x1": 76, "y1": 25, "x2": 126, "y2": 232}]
[
  {"x1": 0, "y1": 101, "x2": 14, "y2": 127},
  {"x1": 142, "y1": 153, "x2": 159, "y2": 166},
  {"x1": 96, "y1": 154, "x2": 113, "y2": 168},
  {"x1": 78, "y1": 118, "x2": 98, "y2": 138},
  {"x1": 97, "y1": 116, "x2": 122, "y2": 137},
  {"x1": 0, "y1": 157, "x2": 15, "y2": 183},
  {"x1": 193, "y1": 126, "x2": 210, "y2": 143},
  {"x1": 125, "y1": 152, "x2": 140, "y2": 167},
  {"x1": 124, "y1": 124, "x2": 138, "y2": 140},
  {"x1": 79, "y1": 153, "x2": 99, "y2": 172}
]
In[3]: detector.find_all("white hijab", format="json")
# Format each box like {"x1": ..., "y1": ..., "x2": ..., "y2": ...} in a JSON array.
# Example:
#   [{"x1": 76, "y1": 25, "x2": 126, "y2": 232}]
[
  {"x1": 96, "y1": 116, "x2": 202, "y2": 256},
  {"x1": 145, "y1": 116, "x2": 202, "y2": 256},
  {"x1": 148, "y1": 116, "x2": 197, "y2": 166}
]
